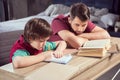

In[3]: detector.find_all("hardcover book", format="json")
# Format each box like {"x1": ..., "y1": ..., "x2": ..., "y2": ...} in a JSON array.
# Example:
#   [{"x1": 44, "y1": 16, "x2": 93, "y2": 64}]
[{"x1": 77, "y1": 39, "x2": 111, "y2": 57}]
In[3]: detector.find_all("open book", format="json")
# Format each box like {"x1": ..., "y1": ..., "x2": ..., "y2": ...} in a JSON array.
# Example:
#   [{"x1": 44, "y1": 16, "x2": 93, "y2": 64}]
[{"x1": 77, "y1": 39, "x2": 111, "y2": 57}]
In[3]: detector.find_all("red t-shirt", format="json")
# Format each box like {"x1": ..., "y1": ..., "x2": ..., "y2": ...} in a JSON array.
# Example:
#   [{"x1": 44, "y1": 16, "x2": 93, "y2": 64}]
[
  {"x1": 49, "y1": 15, "x2": 95, "y2": 41},
  {"x1": 9, "y1": 35, "x2": 43, "y2": 62}
]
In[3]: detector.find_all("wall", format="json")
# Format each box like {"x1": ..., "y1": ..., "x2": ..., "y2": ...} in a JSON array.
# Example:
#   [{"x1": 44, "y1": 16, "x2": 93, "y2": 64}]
[
  {"x1": 27, "y1": 0, "x2": 52, "y2": 16},
  {"x1": 0, "y1": 0, "x2": 5, "y2": 21},
  {"x1": 10, "y1": 0, "x2": 28, "y2": 19},
  {"x1": 2, "y1": 0, "x2": 52, "y2": 20}
]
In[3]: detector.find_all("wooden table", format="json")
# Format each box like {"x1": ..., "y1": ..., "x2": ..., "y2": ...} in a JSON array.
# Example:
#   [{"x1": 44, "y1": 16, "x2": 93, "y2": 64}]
[{"x1": 0, "y1": 37, "x2": 120, "y2": 80}]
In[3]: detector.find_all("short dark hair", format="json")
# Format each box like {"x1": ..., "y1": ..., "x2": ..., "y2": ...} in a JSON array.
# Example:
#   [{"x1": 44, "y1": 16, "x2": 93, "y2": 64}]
[
  {"x1": 70, "y1": 3, "x2": 90, "y2": 21},
  {"x1": 24, "y1": 18, "x2": 52, "y2": 42}
]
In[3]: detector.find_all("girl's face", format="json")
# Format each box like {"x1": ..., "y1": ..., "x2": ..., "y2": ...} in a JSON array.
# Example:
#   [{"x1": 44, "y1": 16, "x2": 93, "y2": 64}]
[
  {"x1": 69, "y1": 16, "x2": 88, "y2": 35},
  {"x1": 30, "y1": 37, "x2": 49, "y2": 50}
]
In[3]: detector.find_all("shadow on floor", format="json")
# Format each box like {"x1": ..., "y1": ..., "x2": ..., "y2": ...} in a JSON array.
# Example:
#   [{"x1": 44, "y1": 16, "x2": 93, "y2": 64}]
[
  {"x1": 109, "y1": 32, "x2": 120, "y2": 37},
  {"x1": 97, "y1": 63, "x2": 120, "y2": 80}
]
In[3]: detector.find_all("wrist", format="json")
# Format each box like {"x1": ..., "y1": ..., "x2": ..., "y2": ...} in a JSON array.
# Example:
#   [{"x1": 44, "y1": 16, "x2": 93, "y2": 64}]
[
  {"x1": 55, "y1": 49, "x2": 63, "y2": 53},
  {"x1": 37, "y1": 53, "x2": 46, "y2": 61}
]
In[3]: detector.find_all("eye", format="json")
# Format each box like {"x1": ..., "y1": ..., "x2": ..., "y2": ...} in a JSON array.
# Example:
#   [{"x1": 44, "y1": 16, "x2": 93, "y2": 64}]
[
  {"x1": 39, "y1": 40, "x2": 45, "y2": 42},
  {"x1": 82, "y1": 24, "x2": 86, "y2": 27},
  {"x1": 75, "y1": 24, "x2": 80, "y2": 27}
]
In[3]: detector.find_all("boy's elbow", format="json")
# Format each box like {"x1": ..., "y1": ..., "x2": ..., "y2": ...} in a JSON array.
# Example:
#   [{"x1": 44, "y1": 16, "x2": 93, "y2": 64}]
[
  {"x1": 68, "y1": 42, "x2": 82, "y2": 49},
  {"x1": 107, "y1": 34, "x2": 111, "y2": 39},
  {"x1": 62, "y1": 41, "x2": 67, "y2": 46},
  {"x1": 12, "y1": 57, "x2": 22, "y2": 68},
  {"x1": 105, "y1": 31, "x2": 111, "y2": 39},
  {"x1": 60, "y1": 41, "x2": 67, "y2": 48},
  {"x1": 73, "y1": 44, "x2": 82, "y2": 49}
]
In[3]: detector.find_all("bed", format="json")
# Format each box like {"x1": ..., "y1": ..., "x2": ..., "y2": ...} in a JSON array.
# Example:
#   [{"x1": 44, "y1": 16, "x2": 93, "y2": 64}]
[
  {"x1": 0, "y1": 0, "x2": 120, "y2": 66},
  {"x1": 0, "y1": 0, "x2": 120, "y2": 33}
]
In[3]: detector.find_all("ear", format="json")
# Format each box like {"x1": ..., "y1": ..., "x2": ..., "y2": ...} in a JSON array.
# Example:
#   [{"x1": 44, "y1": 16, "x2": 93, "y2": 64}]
[{"x1": 68, "y1": 17, "x2": 72, "y2": 24}]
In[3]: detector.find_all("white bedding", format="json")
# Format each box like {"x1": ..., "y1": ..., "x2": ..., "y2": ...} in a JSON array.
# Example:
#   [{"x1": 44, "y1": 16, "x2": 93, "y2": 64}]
[
  {"x1": 0, "y1": 15, "x2": 54, "y2": 33},
  {"x1": 0, "y1": 4, "x2": 70, "y2": 33},
  {"x1": 0, "y1": 4, "x2": 119, "y2": 33}
]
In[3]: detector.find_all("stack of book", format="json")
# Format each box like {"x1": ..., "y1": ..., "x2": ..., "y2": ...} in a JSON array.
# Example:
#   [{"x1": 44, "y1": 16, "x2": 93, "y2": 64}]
[{"x1": 77, "y1": 39, "x2": 111, "y2": 57}]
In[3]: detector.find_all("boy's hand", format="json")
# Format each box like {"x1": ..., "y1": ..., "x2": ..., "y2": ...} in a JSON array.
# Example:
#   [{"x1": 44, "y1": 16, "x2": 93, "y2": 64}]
[
  {"x1": 53, "y1": 50, "x2": 64, "y2": 58},
  {"x1": 43, "y1": 51, "x2": 53, "y2": 61}
]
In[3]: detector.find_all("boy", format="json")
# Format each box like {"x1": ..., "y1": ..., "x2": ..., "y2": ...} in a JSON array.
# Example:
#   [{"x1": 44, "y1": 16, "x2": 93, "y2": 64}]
[
  {"x1": 49, "y1": 2, "x2": 110, "y2": 49},
  {"x1": 10, "y1": 18, "x2": 66, "y2": 68}
]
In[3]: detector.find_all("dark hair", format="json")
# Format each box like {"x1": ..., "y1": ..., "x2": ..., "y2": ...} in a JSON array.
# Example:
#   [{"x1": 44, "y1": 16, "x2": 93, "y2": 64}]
[
  {"x1": 24, "y1": 18, "x2": 52, "y2": 42},
  {"x1": 70, "y1": 3, "x2": 90, "y2": 21}
]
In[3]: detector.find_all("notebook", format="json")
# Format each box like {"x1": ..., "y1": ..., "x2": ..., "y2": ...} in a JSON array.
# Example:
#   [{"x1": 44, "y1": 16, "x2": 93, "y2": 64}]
[{"x1": 45, "y1": 54, "x2": 72, "y2": 64}]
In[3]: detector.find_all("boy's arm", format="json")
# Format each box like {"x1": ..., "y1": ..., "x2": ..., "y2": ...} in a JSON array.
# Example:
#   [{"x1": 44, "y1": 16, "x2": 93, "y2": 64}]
[
  {"x1": 78, "y1": 26, "x2": 111, "y2": 40},
  {"x1": 58, "y1": 30, "x2": 88, "y2": 49},
  {"x1": 12, "y1": 51, "x2": 53, "y2": 68},
  {"x1": 53, "y1": 41, "x2": 67, "y2": 58},
  {"x1": 55, "y1": 41, "x2": 67, "y2": 52}
]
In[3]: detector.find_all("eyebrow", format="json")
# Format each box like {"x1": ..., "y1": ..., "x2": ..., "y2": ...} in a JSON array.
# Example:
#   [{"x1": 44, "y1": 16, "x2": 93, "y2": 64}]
[
  {"x1": 37, "y1": 38, "x2": 45, "y2": 42},
  {"x1": 39, "y1": 37, "x2": 49, "y2": 41},
  {"x1": 82, "y1": 24, "x2": 86, "y2": 26}
]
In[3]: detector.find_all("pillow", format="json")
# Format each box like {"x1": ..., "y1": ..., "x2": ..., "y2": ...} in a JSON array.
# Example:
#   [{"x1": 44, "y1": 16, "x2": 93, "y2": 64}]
[
  {"x1": 101, "y1": 13, "x2": 119, "y2": 26},
  {"x1": 94, "y1": 8, "x2": 108, "y2": 17},
  {"x1": 88, "y1": 7, "x2": 108, "y2": 17},
  {"x1": 88, "y1": 7, "x2": 95, "y2": 15},
  {"x1": 44, "y1": 4, "x2": 55, "y2": 16},
  {"x1": 90, "y1": 15, "x2": 100, "y2": 22},
  {"x1": 44, "y1": 4, "x2": 70, "y2": 16},
  {"x1": 90, "y1": 15, "x2": 108, "y2": 29}
]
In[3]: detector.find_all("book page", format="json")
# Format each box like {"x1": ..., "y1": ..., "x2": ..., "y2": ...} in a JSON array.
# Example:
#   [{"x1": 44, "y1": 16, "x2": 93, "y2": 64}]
[{"x1": 83, "y1": 39, "x2": 110, "y2": 48}]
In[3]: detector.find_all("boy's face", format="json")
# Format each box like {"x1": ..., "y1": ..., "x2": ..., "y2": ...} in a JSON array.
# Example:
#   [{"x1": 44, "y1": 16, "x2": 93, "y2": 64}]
[
  {"x1": 69, "y1": 16, "x2": 88, "y2": 35},
  {"x1": 30, "y1": 37, "x2": 50, "y2": 50}
]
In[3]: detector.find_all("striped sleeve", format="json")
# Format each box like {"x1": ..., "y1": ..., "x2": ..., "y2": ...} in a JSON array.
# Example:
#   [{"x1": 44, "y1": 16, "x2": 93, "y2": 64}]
[
  {"x1": 44, "y1": 42, "x2": 56, "y2": 51},
  {"x1": 12, "y1": 50, "x2": 30, "y2": 61}
]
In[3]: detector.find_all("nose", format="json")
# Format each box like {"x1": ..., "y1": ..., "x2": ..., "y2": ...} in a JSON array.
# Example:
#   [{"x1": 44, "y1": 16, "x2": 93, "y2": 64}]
[
  {"x1": 77, "y1": 26, "x2": 83, "y2": 32},
  {"x1": 40, "y1": 41, "x2": 46, "y2": 47}
]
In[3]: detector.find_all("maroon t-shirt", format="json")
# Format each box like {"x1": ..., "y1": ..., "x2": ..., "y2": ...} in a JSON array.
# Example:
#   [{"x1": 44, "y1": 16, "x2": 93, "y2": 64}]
[{"x1": 49, "y1": 15, "x2": 95, "y2": 41}]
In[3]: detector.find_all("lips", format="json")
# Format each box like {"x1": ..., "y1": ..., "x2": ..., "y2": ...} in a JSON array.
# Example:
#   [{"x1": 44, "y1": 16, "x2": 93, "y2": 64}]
[
  {"x1": 35, "y1": 47, "x2": 42, "y2": 50},
  {"x1": 76, "y1": 31, "x2": 82, "y2": 34},
  {"x1": 39, "y1": 47, "x2": 43, "y2": 50}
]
